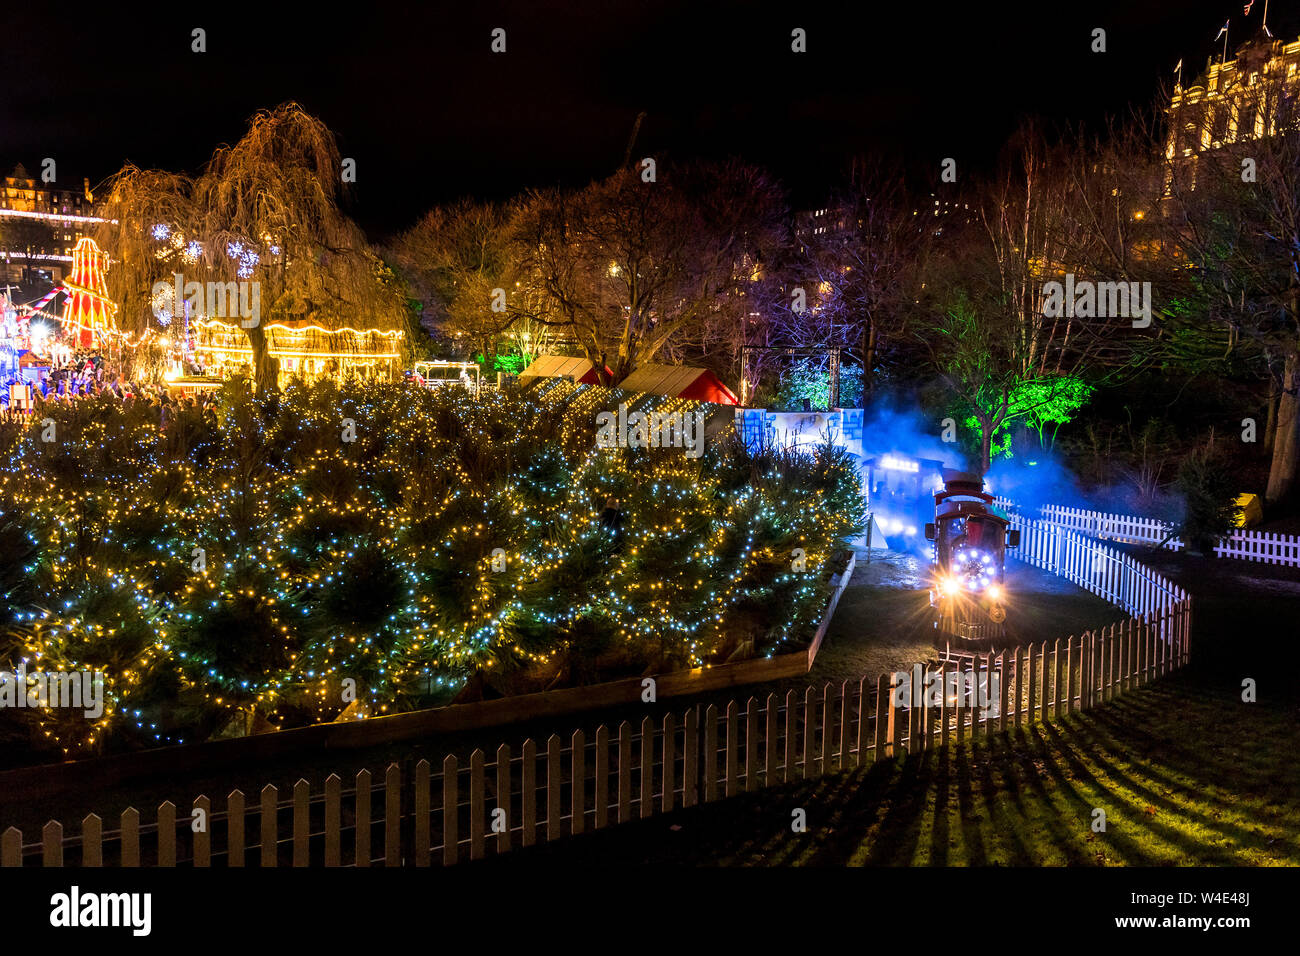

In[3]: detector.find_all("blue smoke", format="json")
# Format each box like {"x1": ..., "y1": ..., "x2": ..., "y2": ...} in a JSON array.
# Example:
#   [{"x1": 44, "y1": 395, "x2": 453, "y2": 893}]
[
  {"x1": 984, "y1": 452, "x2": 1083, "y2": 513},
  {"x1": 857, "y1": 401, "x2": 970, "y2": 471}
]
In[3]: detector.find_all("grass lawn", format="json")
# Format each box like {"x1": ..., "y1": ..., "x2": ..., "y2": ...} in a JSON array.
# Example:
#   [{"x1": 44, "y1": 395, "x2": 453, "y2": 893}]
[{"x1": 482, "y1": 672, "x2": 1300, "y2": 866}]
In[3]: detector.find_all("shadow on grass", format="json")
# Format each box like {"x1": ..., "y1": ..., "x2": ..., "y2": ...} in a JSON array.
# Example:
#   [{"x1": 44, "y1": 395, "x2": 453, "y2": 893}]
[{"x1": 476, "y1": 673, "x2": 1300, "y2": 867}]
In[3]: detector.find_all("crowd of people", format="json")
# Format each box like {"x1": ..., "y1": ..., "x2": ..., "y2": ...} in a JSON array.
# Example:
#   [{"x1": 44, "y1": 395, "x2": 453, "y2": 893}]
[{"x1": 2, "y1": 355, "x2": 220, "y2": 428}]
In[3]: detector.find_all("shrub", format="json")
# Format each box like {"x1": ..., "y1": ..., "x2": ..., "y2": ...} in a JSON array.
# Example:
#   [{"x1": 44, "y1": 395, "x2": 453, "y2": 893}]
[{"x1": 0, "y1": 380, "x2": 861, "y2": 759}]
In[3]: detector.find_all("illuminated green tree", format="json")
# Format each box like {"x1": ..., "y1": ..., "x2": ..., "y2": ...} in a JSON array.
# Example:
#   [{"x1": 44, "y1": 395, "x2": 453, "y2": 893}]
[
  {"x1": 929, "y1": 292, "x2": 1095, "y2": 473},
  {"x1": 962, "y1": 375, "x2": 1094, "y2": 461}
]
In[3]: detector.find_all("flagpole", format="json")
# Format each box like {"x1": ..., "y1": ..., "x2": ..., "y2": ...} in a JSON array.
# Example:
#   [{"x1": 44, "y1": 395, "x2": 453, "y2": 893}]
[{"x1": 1223, "y1": 23, "x2": 1229, "y2": 64}]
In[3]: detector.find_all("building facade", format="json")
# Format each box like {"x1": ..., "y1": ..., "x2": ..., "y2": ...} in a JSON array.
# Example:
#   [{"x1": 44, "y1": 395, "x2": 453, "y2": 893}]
[
  {"x1": 1165, "y1": 29, "x2": 1300, "y2": 187},
  {"x1": 0, "y1": 168, "x2": 107, "y2": 283}
]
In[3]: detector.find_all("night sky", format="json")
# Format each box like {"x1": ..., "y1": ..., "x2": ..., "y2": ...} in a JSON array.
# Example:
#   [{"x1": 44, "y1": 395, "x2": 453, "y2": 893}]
[{"x1": 3, "y1": 0, "x2": 1293, "y2": 236}]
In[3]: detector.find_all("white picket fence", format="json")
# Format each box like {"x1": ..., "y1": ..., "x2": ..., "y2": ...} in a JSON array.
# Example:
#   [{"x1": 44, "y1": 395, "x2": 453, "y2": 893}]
[
  {"x1": 994, "y1": 496, "x2": 1300, "y2": 568},
  {"x1": 1002, "y1": 509, "x2": 1187, "y2": 640}
]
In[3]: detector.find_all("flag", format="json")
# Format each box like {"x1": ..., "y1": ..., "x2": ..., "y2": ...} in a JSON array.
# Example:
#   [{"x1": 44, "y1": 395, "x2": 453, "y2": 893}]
[
  {"x1": 1244, "y1": 0, "x2": 1254, "y2": 14},
  {"x1": 1175, "y1": 58, "x2": 1183, "y2": 73},
  {"x1": 1216, "y1": 20, "x2": 1230, "y2": 39}
]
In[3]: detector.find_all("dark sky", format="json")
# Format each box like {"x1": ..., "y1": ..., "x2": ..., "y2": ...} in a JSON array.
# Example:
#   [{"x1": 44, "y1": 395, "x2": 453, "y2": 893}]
[{"x1": 3, "y1": 0, "x2": 1293, "y2": 237}]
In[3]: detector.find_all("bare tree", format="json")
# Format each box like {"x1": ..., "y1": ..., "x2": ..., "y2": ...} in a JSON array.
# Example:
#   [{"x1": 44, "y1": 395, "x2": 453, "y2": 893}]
[
  {"x1": 391, "y1": 198, "x2": 530, "y2": 367},
  {"x1": 514, "y1": 160, "x2": 786, "y2": 385},
  {"x1": 798, "y1": 165, "x2": 928, "y2": 403}
]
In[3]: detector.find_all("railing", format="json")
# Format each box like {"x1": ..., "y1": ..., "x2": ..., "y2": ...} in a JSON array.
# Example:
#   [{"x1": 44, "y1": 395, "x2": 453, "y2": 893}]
[
  {"x1": 995, "y1": 496, "x2": 1300, "y2": 568},
  {"x1": 1001, "y1": 505, "x2": 1187, "y2": 638}
]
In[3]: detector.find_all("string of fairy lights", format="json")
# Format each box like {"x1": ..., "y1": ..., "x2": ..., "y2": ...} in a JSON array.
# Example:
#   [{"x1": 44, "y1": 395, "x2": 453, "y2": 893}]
[{"x1": 0, "y1": 380, "x2": 862, "y2": 757}]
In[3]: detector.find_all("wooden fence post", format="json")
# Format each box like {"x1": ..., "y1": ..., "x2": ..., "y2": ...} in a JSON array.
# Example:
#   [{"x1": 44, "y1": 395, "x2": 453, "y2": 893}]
[
  {"x1": 84, "y1": 814, "x2": 103, "y2": 867},
  {"x1": 1, "y1": 828, "x2": 19, "y2": 867},
  {"x1": 1040, "y1": 642, "x2": 1051, "y2": 723},
  {"x1": 703, "y1": 707, "x2": 718, "y2": 802},
  {"x1": 1092, "y1": 630, "x2": 1100, "y2": 707},
  {"x1": 1013, "y1": 649, "x2": 1024, "y2": 726},
  {"x1": 998, "y1": 651, "x2": 1008, "y2": 732},
  {"x1": 493, "y1": 743, "x2": 512, "y2": 854},
  {"x1": 1065, "y1": 637, "x2": 1074, "y2": 715},
  {"x1": 954, "y1": 662, "x2": 964, "y2": 744},
  {"x1": 441, "y1": 757, "x2": 457, "y2": 866},
  {"x1": 893, "y1": 672, "x2": 907, "y2": 755},
  {"x1": 660, "y1": 718, "x2": 674, "y2": 813},
  {"x1": 1108, "y1": 624, "x2": 1118, "y2": 700},
  {"x1": 783, "y1": 690, "x2": 797, "y2": 781},
  {"x1": 415, "y1": 760, "x2": 431, "y2": 866},
  {"x1": 877, "y1": 672, "x2": 892, "y2": 757},
  {"x1": 746, "y1": 697, "x2": 761, "y2": 792},
  {"x1": 852, "y1": 676, "x2": 863, "y2": 764},
  {"x1": 385, "y1": 764, "x2": 402, "y2": 866},
  {"x1": 682, "y1": 711, "x2": 698, "y2": 809},
  {"x1": 292, "y1": 782, "x2": 309, "y2": 867},
  {"x1": 822, "y1": 683, "x2": 835, "y2": 769},
  {"x1": 573, "y1": 730, "x2": 587, "y2": 832},
  {"x1": 548, "y1": 735, "x2": 564, "y2": 839},
  {"x1": 725, "y1": 700, "x2": 740, "y2": 798},
  {"x1": 1095, "y1": 629, "x2": 1104, "y2": 706},
  {"x1": 471, "y1": 750, "x2": 487, "y2": 859},
  {"x1": 521, "y1": 739, "x2": 537, "y2": 846},
  {"x1": 639, "y1": 717, "x2": 655, "y2": 820},
  {"x1": 323, "y1": 776, "x2": 340, "y2": 867},
  {"x1": 158, "y1": 801, "x2": 176, "y2": 867},
  {"x1": 1112, "y1": 622, "x2": 1121, "y2": 699},
  {"x1": 939, "y1": 665, "x2": 949, "y2": 749},
  {"x1": 839, "y1": 681, "x2": 851, "y2": 765},
  {"x1": 802, "y1": 686, "x2": 816, "y2": 778},
  {"x1": 595, "y1": 726, "x2": 611, "y2": 823},
  {"x1": 766, "y1": 693, "x2": 781, "y2": 783},
  {"x1": 919, "y1": 665, "x2": 930, "y2": 751},
  {"x1": 1027, "y1": 644, "x2": 1037, "y2": 725},
  {"x1": 121, "y1": 808, "x2": 140, "y2": 867},
  {"x1": 1120, "y1": 621, "x2": 1130, "y2": 694},
  {"x1": 260, "y1": 785, "x2": 277, "y2": 867},
  {"x1": 356, "y1": 770, "x2": 371, "y2": 867},
  {"x1": 1045, "y1": 639, "x2": 1055, "y2": 723},
  {"x1": 42, "y1": 821, "x2": 62, "y2": 867},
  {"x1": 227, "y1": 790, "x2": 244, "y2": 868},
  {"x1": 618, "y1": 721, "x2": 634, "y2": 820}
]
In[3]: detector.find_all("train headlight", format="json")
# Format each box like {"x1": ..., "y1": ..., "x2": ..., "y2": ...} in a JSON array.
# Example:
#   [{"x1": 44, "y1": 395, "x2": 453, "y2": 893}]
[
  {"x1": 939, "y1": 576, "x2": 960, "y2": 597},
  {"x1": 988, "y1": 584, "x2": 1004, "y2": 602},
  {"x1": 954, "y1": 549, "x2": 993, "y2": 590}
]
